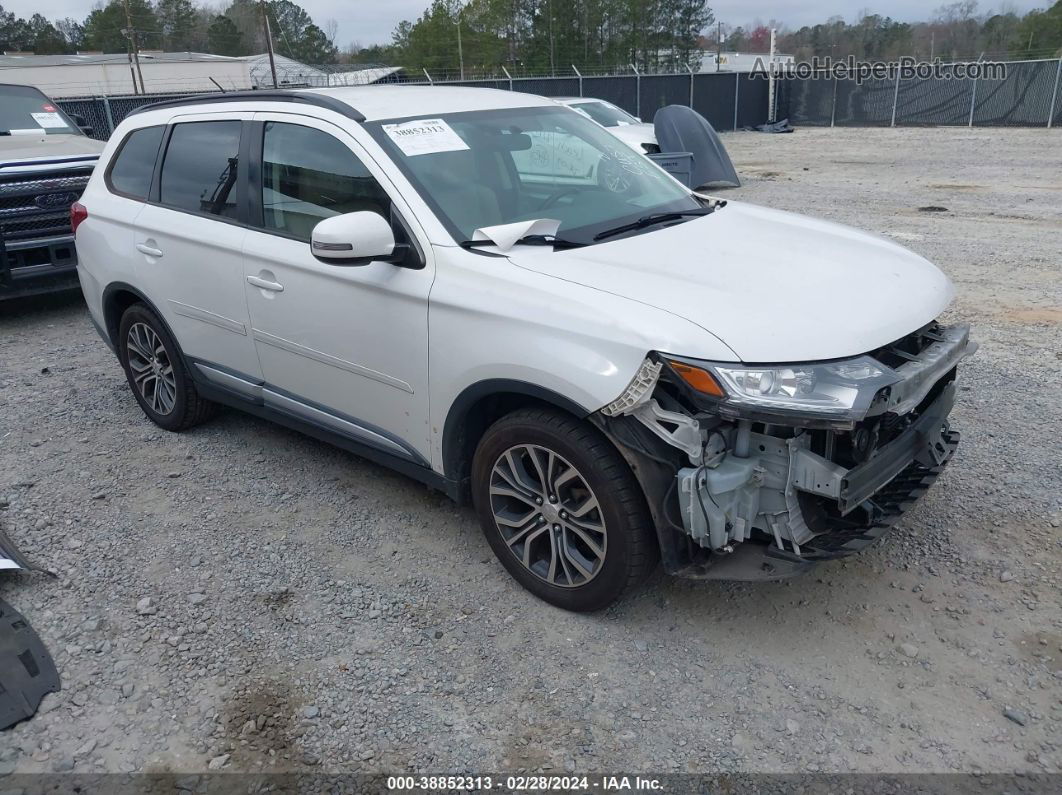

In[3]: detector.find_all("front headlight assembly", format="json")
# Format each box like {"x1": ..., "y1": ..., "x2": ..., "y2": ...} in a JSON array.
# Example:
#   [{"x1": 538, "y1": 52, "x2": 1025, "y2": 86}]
[{"x1": 663, "y1": 355, "x2": 902, "y2": 427}]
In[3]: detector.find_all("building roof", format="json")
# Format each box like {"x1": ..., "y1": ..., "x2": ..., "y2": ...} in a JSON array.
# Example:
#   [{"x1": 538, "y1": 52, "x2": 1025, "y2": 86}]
[{"x1": 0, "y1": 51, "x2": 245, "y2": 68}]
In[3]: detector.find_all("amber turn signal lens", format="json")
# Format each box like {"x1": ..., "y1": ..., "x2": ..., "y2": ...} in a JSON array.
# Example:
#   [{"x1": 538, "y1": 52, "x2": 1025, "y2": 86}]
[{"x1": 666, "y1": 360, "x2": 726, "y2": 398}]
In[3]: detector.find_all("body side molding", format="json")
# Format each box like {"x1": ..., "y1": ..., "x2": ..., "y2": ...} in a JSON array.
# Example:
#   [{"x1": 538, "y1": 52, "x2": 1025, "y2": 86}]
[{"x1": 252, "y1": 329, "x2": 414, "y2": 394}]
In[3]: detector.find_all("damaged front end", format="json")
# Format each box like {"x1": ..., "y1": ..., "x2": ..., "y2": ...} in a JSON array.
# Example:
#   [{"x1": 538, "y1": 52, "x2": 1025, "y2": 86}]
[{"x1": 593, "y1": 323, "x2": 974, "y2": 581}]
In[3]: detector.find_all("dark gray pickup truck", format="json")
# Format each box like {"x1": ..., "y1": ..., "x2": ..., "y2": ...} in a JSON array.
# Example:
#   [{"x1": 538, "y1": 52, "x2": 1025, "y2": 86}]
[{"x1": 1, "y1": 83, "x2": 105, "y2": 301}]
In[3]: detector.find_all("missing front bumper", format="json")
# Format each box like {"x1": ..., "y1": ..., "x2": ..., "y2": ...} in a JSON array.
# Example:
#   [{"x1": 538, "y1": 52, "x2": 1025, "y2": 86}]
[{"x1": 671, "y1": 379, "x2": 960, "y2": 574}]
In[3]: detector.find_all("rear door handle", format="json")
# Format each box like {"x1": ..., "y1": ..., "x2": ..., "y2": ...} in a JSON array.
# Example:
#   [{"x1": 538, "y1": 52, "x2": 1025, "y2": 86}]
[
  {"x1": 246, "y1": 275, "x2": 284, "y2": 292},
  {"x1": 136, "y1": 243, "x2": 163, "y2": 258}
]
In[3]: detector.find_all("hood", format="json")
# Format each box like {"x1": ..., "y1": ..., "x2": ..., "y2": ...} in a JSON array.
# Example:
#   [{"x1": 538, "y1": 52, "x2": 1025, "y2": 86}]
[
  {"x1": 606, "y1": 123, "x2": 656, "y2": 152},
  {"x1": 0, "y1": 134, "x2": 106, "y2": 165},
  {"x1": 506, "y1": 201, "x2": 954, "y2": 363}
]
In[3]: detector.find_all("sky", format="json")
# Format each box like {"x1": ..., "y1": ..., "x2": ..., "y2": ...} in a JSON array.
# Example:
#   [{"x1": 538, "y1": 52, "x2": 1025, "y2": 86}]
[{"x1": 6, "y1": 0, "x2": 1054, "y2": 48}]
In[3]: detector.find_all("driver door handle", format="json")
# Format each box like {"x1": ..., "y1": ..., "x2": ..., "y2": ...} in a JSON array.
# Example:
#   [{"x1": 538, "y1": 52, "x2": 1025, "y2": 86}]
[
  {"x1": 136, "y1": 243, "x2": 163, "y2": 258},
  {"x1": 247, "y1": 275, "x2": 284, "y2": 293}
]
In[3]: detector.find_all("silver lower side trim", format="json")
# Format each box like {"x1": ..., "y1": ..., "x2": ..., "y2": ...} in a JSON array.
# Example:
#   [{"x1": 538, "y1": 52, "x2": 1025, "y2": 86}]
[
  {"x1": 263, "y1": 389, "x2": 410, "y2": 459},
  {"x1": 194, "y1": 363, "x2": 262, "y2": 401}
]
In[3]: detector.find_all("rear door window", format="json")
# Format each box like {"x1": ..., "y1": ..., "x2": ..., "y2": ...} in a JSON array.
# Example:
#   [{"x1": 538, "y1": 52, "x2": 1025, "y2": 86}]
[
  {"x1": 159, "y1": 121, "x2": 242, "y2": 219},
  {"x1": 107, "y1": 126, "x2": 165, "y2": 200}
]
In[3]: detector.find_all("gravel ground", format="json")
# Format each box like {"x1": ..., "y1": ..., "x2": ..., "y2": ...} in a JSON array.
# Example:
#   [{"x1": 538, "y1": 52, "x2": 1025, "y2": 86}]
[{"x1": 0, "y1": 126, "x2": 1060, "y2": 778}]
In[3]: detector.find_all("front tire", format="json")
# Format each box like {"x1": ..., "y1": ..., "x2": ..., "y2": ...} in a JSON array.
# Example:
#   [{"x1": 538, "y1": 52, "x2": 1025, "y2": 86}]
[
  {"x1": 472, "y1": 407, "x2": 658, "y2": 611},
  {"x1": 118, "y1": 304, "x2": 217, "y2": 432}
]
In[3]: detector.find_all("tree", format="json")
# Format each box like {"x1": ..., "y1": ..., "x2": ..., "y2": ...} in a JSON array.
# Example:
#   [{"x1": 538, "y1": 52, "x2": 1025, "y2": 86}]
[
  {"x1": 207, "y1": 13, "x2": 244, "y2": 55},
  {"x1": 82, "y1": 0, "x2": 160, "y2": 53},
  {"x1": 157, "y1": 0, "x2": 198, "y2": 51},
  {"x1": 28, "y1": 13, "x2": 69, "y2": 54},
  {"x1": 291, "y1": 22, "x2": 337, "y2": 63},
  {"x1": 1011, "y1": 0, "x2": 1062, "y2": 58},
  {"x1": 0, "y1": 3, "x2": 31, "y2": 51},
  {"x1": 55, "y1": 17, "x2": 86, "y2": 49},
  {"x1": 747, "y1": 24, "x2": 770, "y2": 52}
]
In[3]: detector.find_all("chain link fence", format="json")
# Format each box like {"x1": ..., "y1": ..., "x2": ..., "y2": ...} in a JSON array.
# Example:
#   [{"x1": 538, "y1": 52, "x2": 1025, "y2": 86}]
[
  {"x1": 54, "y1": 58, "x2": 1061, "y2": 142},
  {"x1": 784, "y1": 58, "x2": 1062, "y2": 128},
  {"x1": 53, "y1": 72, "x2": 769, "y2": 141}
]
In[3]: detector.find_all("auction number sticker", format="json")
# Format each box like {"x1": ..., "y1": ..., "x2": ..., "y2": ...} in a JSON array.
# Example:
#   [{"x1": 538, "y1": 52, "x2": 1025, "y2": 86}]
[
  {"x1": 31, "y1": 112, "x2": 67, "y2": 129},
  {"x1": 382, "y1": 118, "x2": 469, "y2": 157}
]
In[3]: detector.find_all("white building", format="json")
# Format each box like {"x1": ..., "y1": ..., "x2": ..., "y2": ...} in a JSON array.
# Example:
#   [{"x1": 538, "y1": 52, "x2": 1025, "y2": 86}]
[
  {"x1": 0, "y1": 51, "x2": 401, "y2": 97},
  {"x1": 698, "y1": 51, "x2": 795, "y2": 73}
]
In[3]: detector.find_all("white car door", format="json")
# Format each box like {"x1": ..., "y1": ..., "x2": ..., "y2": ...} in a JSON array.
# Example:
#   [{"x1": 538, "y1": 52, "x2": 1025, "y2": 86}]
[
  {"x1": 241, "y1": 113, "x2": 433, "y2": 464},
  {"x1": 132, "y1": 112, "x2": 262, "y2": 382}
]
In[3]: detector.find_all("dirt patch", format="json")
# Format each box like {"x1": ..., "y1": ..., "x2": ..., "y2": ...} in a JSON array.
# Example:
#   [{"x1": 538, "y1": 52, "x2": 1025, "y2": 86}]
[
  {"x1": 999, "y1": 306, "x2": 1062, "y2": 325},
  {"x1": 220, "y1": 677, "x2": 300, "y2": 770}
]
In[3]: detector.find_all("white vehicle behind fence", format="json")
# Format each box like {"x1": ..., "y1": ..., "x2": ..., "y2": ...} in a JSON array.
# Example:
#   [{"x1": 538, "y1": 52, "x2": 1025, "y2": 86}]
[{"x1": 73, "y1": 86, "x2": 973, "y2": 611}]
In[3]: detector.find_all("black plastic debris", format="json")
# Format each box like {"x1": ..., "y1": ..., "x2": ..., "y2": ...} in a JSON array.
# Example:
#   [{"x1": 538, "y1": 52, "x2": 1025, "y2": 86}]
[
  {"x1": 0, "y1": 598, "x2": 60, "y2": 730},
  {"x1": 747, "y1": 118, "x2": 795, "y2": 134},
  {"x1": 0, "y1": 524, "x2": 50, "y2": 575},
  {"x1": 653, "y1": 105, "x2": 741, "y2": 189},
  {"x1": 918, "y1": 206, "x2": 950, "y2": 213}
]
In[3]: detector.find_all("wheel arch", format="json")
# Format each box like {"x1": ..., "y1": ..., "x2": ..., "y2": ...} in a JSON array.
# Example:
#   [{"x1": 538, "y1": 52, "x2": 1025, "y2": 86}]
[
  {"x1": 101, "y1": 282, "x2": 171, "y2": 353},
  {"x1": 442, "y1": 379, "x2": 595, "y2": 501}
]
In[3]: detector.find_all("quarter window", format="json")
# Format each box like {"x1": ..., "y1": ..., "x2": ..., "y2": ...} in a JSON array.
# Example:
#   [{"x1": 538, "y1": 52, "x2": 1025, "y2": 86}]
[
  {"x1": 159, "y1": 121, "x2": 242, "y2": 219},
  {"x1": 260, "y1": 122, "x2": 391, "y2": 241},
  {"x1": 108, "y1": 126, "x2": 164, "y2": 200}
]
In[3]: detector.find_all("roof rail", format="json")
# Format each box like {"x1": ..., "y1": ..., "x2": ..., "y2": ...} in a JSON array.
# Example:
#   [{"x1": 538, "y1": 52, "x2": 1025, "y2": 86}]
[{"x1": 127, "y1": 90, "x2": 365, "y2": 122}]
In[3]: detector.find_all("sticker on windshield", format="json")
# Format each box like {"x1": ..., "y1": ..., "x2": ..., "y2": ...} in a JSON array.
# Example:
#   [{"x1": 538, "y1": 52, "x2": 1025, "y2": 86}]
[
  {"x1": 31, "y1": 112, "x2": 67, "y2": 129},
  {"x1": 382, "y1": 119, "x2": 469, "y2": 157}
]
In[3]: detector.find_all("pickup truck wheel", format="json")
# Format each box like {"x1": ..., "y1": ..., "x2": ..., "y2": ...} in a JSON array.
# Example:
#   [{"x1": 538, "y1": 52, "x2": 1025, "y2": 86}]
[
  {"x1": 472, "y1": 407, "x2": 657, "y2": 611},
  {"x1": 118, "y1": 304, "x2": 217, "y2": 432}
]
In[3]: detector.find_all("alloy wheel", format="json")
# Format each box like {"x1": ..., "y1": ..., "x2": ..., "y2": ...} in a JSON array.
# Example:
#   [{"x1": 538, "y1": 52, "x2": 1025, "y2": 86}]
[
  {"x1": 126, "y1": 322, "x2": 177, "y2": 416},
  {"x1": 488, "y1": 444, "x2": 608, "y2": 588}
]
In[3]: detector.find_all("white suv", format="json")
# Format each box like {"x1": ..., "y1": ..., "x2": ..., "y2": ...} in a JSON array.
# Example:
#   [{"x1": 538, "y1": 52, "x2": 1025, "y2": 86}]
[{"x1": 74, "y1": 86, "x2": 972, "y2": 611}]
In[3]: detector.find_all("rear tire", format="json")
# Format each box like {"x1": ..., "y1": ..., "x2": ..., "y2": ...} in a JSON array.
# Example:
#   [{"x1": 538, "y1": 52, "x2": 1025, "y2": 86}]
[
  {"x1": 118, "y1": 304, "x2": 218, "y2": 432},
  {"x1": 472, "y1": 407, "x2": 658, "y2": 611}
]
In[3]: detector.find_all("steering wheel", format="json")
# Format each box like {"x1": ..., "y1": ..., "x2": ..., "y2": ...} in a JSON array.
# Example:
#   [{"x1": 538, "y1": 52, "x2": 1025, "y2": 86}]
[{"x1": 538, "y1": 186, "x2": 583, "y2": 210}]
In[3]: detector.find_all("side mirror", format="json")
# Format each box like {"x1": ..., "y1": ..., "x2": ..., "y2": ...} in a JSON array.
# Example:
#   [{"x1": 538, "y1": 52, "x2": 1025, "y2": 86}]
[
  {"x1": 311, "y1": 211, "x2": 403, "y2": 266},
  {"x1": 69, "y1": 113, "x2": 94, "y2": 137}
]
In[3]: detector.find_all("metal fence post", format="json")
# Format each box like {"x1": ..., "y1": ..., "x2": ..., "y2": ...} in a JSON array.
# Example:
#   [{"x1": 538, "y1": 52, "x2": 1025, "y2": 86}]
[
  {"x1": 101, "y1": 95, "x2": 115, "y2": 136},
  {"x1": 830, "y1": 77, "x2": 838, "y2": 127},
  {"x1": 688, "y1": 64, "x2": 695, "y2": 108},
  {"x1": 733, "y1": 72, "x2": 740, "y2": 131},
  {"x1": 968, "y1": 70, "x2": 980, "y2": 127},
  {"x1": 1049, "y1": 58, "x2": 1062, "y2": 129},
  {"x1": 890, "y1": 67, "x2": 901, "y2": 127},
  {"x1": 502, "y1": 66, "x2": 513, "y2": 92},
  {"x1": 572, "y1": 65, "x2": 582, "y2": 97},
  {"x1": 630, "y1": 64, "x2": 641, "y2": 118}
]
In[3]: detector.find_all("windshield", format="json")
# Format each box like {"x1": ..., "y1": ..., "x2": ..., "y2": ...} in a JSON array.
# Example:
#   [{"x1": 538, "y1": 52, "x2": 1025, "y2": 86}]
[
  {"x1": 0, "y1": 84, "x2": 81, "y2": 136},
  {"x1": 367, "y1": 106, "x2": 697, "y2": 246},
  {"x1": 569, "y1": 100, "x2": 640, "y2": 128}
]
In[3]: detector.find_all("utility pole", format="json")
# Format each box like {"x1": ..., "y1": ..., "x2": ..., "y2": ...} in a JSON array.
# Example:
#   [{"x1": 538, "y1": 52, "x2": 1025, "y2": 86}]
[
  {"x1": 125, "y1": 43, "x2": 138, "y2": 95},
  {"x1": 930, "y1": 31, "x2": 935, "y2": 61},
  {"x1": 123, "y1": 0, "x2": 146, "y2": 95},
  {"x1": 767, "y1": 27, "x2": 777, "y2": 122},
  {"x1": 716, "y1": 21, "x2": 722, "y2": 72},
  {"x1": 453, "y1": 4, "x2": 464, "y2": 81},
  {"x1": 548, "y1": 0, "x2": 556, "y2": 76},
  {"x1": 261, "y1": 0, "x2": 279, "y2": 89}
]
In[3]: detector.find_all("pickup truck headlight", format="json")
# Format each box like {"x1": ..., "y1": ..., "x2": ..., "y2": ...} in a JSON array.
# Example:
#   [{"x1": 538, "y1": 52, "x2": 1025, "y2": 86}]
[{"x1": 665, "y1": 355, "x2": 901, "y2": 424}]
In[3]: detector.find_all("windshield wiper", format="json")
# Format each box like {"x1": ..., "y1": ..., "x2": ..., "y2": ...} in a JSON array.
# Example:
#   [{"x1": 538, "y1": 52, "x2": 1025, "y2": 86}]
[
  {"x1": 592, "y1": 207, "x2": 717, "y2": 242},
  {"x1": 460, "y1": 234, "x2": 585, "y2": 250}
]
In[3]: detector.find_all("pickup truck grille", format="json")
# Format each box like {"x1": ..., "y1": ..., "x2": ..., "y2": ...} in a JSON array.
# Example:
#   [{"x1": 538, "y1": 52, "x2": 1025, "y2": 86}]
[{"x1": 0, "y1": 169, "x2": 92, "y2": 244}]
